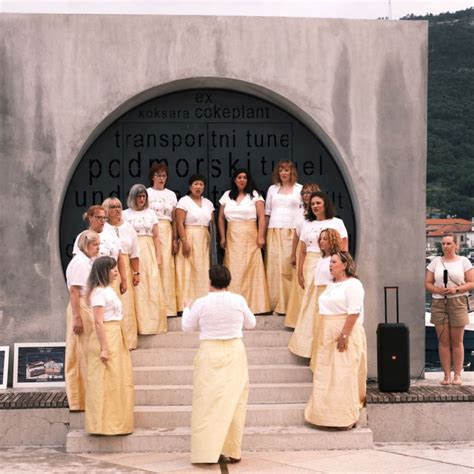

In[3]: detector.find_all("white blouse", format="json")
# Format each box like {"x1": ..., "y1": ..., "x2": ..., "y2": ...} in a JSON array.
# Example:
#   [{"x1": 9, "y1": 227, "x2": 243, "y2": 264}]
[
  {"x1": 123, "y1": 208, "x2": 158, "y2": 236},
  {"x1": 219, "y1": 190, "x2": 264, "y2": 222},
  {"x1": 314, "y1": 256, "x2": 332, "y2": 286},
  {"x1": 427, "y1": 256, "x2": 472, "y2": 299},
  {"x1": 104, "y1": 222, "x2": 139, "y2": 258},
  {"x1": 90, "y1": 286, "x2": 123, "y2": 322},
  {"x1": 182, "y1": 291, "x2": 256, "y2": 340},
  {"x1": 319, "y1": 278, "x2": 364, "y2": 322},
  {"x1": 299, "y1": 217, "x2": 348, "y2": 253},
  {"x1": 147, "y1": 187, "x2": 178, "y2": 221},
  {"x1": 176, "y1": 195, "x2": 214, "y2": 226},
  {"x1": 66, "y1": 250, "x2": 93, "y2": 295},
  {"x1": 72, "y1": 226, "x2": 121, "y2": 259},
  {"x1": 294, "y1": 207, "x2": 306, "y2": 237},
  {"x1": 265, "y1": 183, "x2": 303, "y2": 229}
]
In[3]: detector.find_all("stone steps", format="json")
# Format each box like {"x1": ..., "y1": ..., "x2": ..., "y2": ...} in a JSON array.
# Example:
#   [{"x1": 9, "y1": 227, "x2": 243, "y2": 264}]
[{"x1": 166, "y1": 315, "x2": 286, "y2": 331}]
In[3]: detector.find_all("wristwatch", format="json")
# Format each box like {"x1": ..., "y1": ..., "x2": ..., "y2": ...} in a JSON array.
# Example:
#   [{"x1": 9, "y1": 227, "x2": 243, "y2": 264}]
[{"x1": 133, "y1": 272, "x2": 140, "y2": 276}]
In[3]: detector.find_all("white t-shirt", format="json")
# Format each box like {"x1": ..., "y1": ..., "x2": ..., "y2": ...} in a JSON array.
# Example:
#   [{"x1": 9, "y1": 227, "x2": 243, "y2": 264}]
[
  {"x1": 319, "y1": 278, "x2": 364, "y2": 322},
  {"x1": 219, "y1": 190, "x2": 264, "y2": 222},
  {"x1": 73, "y1": 226, "x2": 121, "y2": 259},
  {"x1": 182, "y1": 291, "x2": 256, "y2": 340},
  {"x1": 105, "y1": 221, "x2": 139, "y2": 257},
  {"x1": 66, "y1": 250, "x2": 93, "y2": 295},
  {"x1": 147, "y1": 187, "x2": 178, "y2": 221},
  {"x1": 265, "y1": 183, "x2": 303, "y2": 229},
  {"x1": 90, "y1": 286, "x2": 123, "y2": 322},
  {"x1": 427, "y1": 256, "x2": 472, "y2": 299},
  {"x1": 123, "y1": 208, "x2": 158, "y2": 236},
  {"x1": 314, "y1": 256, "x2": 332, "y2": 286},
  {"x1": 294, "y1": 207, "x2": 306, "y2": 237},
  {"x1": 176, "y1": 195, "x2": 214, "y2": 226},
  {"x1": 299, "y1": 217, "x2": 348, "y2": 253}
]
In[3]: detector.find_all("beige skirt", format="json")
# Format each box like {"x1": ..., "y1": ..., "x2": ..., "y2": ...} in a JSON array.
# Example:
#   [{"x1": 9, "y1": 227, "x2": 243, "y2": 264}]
[
  {"x1": 284, "y1": 241, "x2": 302, "y2": 328},
  {"x1": 309, "y1": 285, "x2": 327, "y2": 372},
  {"x1": 65, "y1": 296, "x2": 94, "y2": 411},
  {"x1": 305, "y1": 314, "x2": 367, "y2": 428},
  {"x1": 224, "y1": 221, "x2": 270, "y2": 314},
  {"x1": 134, "y1": 236, "x2": 167, "y2": 335},
  {"x1": 158, "y1": 220, "x2": 178, "y2": 316},
  {"x1": 85, "y1": 321, "x2": 134, "y2": 435},
  {"x1": 191, "y1": 339, "x2": 249, "y2": 463},
  {"x1": 175, "y1": 226, "x2": 210, "y2": 312},
  {"x1": 265, "y1": 228, "x2": 295, "y2": 314},
  {"x1": 119, "y1": 255, "x2": 138, "y2": 350}
]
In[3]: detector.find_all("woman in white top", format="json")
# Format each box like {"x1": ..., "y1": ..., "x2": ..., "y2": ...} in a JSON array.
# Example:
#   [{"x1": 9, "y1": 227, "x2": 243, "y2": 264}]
[
  {"x1": 123, "y1": 184, "x2": 167, "y2": 334},
  {"x1": 305, "y1": 251, "x2": 367, "y2": 429},
  {"x1": 182, "y1": 265, "x2": 256, "y2": 464},
  {"x1": 175, "y1": 174, "x2": 215, "y2": 311},
  {"x1": 102, "y1": 197, "x2": 140, "y2": 350},
  {"x1": 65, "y1": 230, "x2": 100, "y2": 411},
  {"x1": 265, "y1": 160, "x2": 303, "y2": 314},
  {"x1": 218, "y1": 168, "x2": 270, "y2": 314},
  {"x1": 289, "y1": 192, "x2": 348, "y2": 357},
  {"x1": 147, "y1": 163, "x2": 179, "y2": 316},
  {"x1": 85, "y1": 256, "x2": 134, "y2": 435},
  {"x1": 285, "y1": 183, "x2": 320, "y2": 328},
  {"x1": 425, "y1": 233, "x2": 474, "y2": 385}
]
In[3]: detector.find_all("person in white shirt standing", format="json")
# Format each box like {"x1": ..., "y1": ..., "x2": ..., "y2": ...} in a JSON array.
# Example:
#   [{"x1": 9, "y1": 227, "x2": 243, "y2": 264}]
[
  {"x1": 265, "y1": 160, "x2": 302, "y2": 314},
  {"x1": 182, "y1": 265, "x2": 256, "y2": 464},
  {"x1": 305, "y1": 251, "x2": 367, "y2": 430}
]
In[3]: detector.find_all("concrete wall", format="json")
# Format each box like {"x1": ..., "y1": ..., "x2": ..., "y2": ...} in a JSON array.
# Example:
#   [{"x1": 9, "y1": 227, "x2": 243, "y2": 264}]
[{"x1": 1, "y1": 14, "x2": 427, "y2": 378}]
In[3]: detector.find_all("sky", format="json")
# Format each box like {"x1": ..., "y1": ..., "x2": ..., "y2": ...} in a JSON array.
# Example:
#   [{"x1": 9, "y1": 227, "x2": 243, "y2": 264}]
[{"x1": 2, "y1": 0, "x2": 473, "y2": 19}]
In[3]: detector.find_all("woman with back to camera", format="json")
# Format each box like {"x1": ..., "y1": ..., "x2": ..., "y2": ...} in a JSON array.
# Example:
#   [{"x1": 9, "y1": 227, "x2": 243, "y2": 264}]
[
  {"x1": 102, "y1": 197, "x2": 140, "y2": 350},
  {"x1": 65, "y1": 230, "x2": 100, "y2": 411},
  {"x1": 182, "y1": 265, "x2": 256, "y2": 464},
  {"x1": 289, "y1": 192, "x2": 348, "y2": 358},
  {"x1": 218, "y1": 168, "x2": 270, "y2": 314},
  {"x1": 285, "y1": 183, "x2": 320, "y2": 328},
  {"x1": 147, "y1": 163, "x2": 179, "y2": 316},
  {"x1": 265, "y1": 160, "x2": 302, "y2": 314},
  {"x1": 305, "y1": 251, "x2": 367, "y2": 430},
  {"x1": 123, "y1": 184, "x2": 167, "y2": 334},
  {"x1": 425, "y1": 233, "x2": 473, "y2": 385},
  {"x1": 175, "y1": 174, "x2": 215, "y2": 311},
  {"x1": 85, "y1": 256, "x2": 134, "y2": 435}
]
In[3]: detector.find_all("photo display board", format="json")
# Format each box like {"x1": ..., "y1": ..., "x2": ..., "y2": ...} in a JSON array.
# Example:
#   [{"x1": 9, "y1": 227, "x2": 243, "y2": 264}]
[{"x1": 60, "y1": 89, "x2": 356, "y2": 272}]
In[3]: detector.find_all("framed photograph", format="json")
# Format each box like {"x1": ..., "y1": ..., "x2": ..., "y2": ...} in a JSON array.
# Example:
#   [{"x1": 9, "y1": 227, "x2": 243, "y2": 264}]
[
  {"x1": 0, "y1": 346, "x2": 9, "y2": 390},
  {"x1": 13, "y1": 343, "x2": 66, "y2": 388}
]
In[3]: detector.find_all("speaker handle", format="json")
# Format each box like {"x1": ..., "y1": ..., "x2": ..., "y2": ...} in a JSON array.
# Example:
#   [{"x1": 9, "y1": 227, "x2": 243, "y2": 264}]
[{"x1": 384, "y1": 286, "x2": 399, "y2": 324}]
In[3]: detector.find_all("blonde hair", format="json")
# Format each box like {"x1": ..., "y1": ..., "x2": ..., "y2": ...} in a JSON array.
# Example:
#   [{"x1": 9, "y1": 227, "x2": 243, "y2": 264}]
[
  {"x1": 319, "y1": 229, "x2": 343, "y2": 257},
  {"x1": 77, "y1": 230, "x2": 100, "y2": 254},
  {"x1": 272, "y1": 160, "x2": 298, "y2": 185}
]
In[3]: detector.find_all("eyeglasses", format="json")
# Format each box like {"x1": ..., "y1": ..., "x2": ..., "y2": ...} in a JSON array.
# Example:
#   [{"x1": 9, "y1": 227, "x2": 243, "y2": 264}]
[
  {"x1": 137, "y1": 194, "x2": 147, "y2": 198},
  {"x1": 301, "y1": 191, "x2": 312, "y2": 196},
  {"x1": 108, "y1": 205, "x2": 122, "y2": 209},
  {"x1": 154, "y1": 174, "x2": 167, "y2": 178},
  {"x1": 94, "y1": 215, "x2": 107, "y2": 221}
]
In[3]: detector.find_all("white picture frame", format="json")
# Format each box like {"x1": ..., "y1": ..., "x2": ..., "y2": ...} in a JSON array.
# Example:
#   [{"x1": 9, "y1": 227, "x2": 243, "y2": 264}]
[
  {"x1": 0, "y1": 346, "x2": 9, "y2": 390},
  {"x1": 13, "y1": 342, "x2": 66, "y2": 388}
]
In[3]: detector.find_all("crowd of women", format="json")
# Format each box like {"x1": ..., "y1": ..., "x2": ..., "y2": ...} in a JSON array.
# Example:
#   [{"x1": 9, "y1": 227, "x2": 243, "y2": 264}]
[{"x1": 64, "y1": 159, "x2": 474, "y2": 464}]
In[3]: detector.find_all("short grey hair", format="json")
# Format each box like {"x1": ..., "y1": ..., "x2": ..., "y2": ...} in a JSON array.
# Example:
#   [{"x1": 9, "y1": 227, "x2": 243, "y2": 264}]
[{"x1": 127, "y1": 184, "x2": 148, "y2": 210}]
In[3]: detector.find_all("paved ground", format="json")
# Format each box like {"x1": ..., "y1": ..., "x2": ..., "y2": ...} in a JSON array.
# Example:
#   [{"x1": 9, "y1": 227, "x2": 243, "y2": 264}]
[{"x1": 1, "y1": 442, "x2": 473, "y2": 473}]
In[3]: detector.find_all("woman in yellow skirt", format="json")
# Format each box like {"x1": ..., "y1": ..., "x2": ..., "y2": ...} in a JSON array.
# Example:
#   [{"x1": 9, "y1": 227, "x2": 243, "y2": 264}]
[
  {"x1": 175, "y1": 174, "x2": 215, "y2": 312},
  {"x1": 265, "y1": 160, "x2": 302, "y2": 314},
  {"x1": 147, "y1": 163, "x2": 179, "y2": 316},
  {"x1": 218, "y1": 168, "x2": 270, "y2": 314},
  {"x1": 289, "y1": 193, "x2": 348, "y2": 358},
  {"x1": 305, "y1": 251, "x2": 367, "y2": 429},
  {"x1": 182, "y1": 265, "x2": 256, "y2": 464},
  {"x1": 102, "y1": 197, "x2": 140, "y2": 350},
  {"x1": 284, "y1": 183, "x2": 320, "y2": 328},
  {"x1": 123, "y1": 184, "x2": 167, "y2": 334},
  {"x1": 65, "y1": 230, "x2": 100, "y2": 411},
  {"x1": 85, "y1": 256, "x2": 134, "y2": 435}
]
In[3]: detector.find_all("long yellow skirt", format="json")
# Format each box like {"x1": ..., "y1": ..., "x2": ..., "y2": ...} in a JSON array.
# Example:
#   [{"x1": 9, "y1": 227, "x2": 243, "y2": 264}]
[
  {"x1": 175, "y1": 226, "x2": 210, "y2": 312},
  {"x1": 284, "y1": 241, "x2": 302, "y2": 328},
  {"x1": 119, "y1": 256, "x2": 138, "y2": 350},
  {"x1": 191, "y1": 339, "x2": 249, "y2": 463},
  {"x1": 265, "y1": 228, "x2": 295, "y2": 314},
  {"x1": 305, "y1": 315, "x2": 367, "y2": 428},
  {"x1": 134, "y1": 236, "x2": 167, "y2": 335},
  {"x1": 287, "y1": 253, "x2": 322, "y2": 358},
  {"x1": 224, "y1": 221, "x2": 270, "y2": 314},
  {"x1": 85, "y1": 321, "x2": 134, "y2": 435},
  {"x1": 310, "y1": 286, "x2": 327, "y2": 372},
  {"x1": 158, "y1": 220, "x2": 178, "y2": 316},
  {"x1": 65, "y1": 297, "x2": 94, "y2": 411}
]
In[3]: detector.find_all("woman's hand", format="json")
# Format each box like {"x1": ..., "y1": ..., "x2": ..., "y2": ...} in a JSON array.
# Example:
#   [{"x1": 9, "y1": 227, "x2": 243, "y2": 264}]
[
  {"x1": 132, "y1": 274, "x2": 140, "y2": 286},
  {"x1": 184, "y1": 298, "x2": 194, "y2": 308},
  {"x1": 441, "y1": 287, "x2": 458, "y2": 296},
  {"x1": 172, "y1": 239, "x2": 179, "y2": 255},
  {"x1": 120, "y1": 281, "x2": 128, "y2": 294},
  {"x1": 220, "y1": 237, "x2": 226, "y2": 249},
  {"x1": 257, "y1": 236, "x2": 265, "y2": 249},
  {"x1": 156, "y1": 252, "x2": 162, "y2": 267},
  {"x1": 182, "y1": 240, "x2": 191, "y2": 258},
  {"x1": 298, "y1": 272, "x2": 305, "y2": 289},
  {"x1": 73, "y1": 316, "x2": 83, "y2": 335},
  {"x1": 336, "y1": 333, "x2": 349, "y2": 352},
  {"x1": 100, "y1": 349, "x2": 109, "y2": 363},
  {"x1": 290, "y1": 254, "x2": 297, "y2": 269}
]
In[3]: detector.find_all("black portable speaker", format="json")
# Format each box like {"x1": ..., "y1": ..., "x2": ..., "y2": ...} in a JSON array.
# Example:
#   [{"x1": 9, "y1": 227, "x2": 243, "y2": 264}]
[{"x1": 377, "y1": 287, "x2": 410, "y2": 392}]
